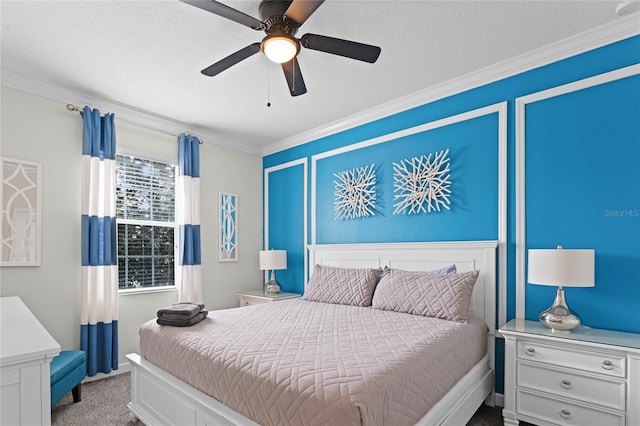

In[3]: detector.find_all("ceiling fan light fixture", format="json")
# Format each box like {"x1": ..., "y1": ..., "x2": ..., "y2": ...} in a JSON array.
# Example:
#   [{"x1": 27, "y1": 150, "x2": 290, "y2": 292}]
[
  {"x1": 262, "y1": 33, "x2": 299, "y2": 63},
  {"x1": 183, "y1": 0, "x2": 381, "y2": 96}
]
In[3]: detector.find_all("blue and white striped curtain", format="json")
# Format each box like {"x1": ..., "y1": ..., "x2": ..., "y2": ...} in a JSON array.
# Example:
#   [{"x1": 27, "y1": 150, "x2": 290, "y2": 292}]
[
  {"x1": 176, "y1": 134, "x2": 202, "y2": 303},
  {"x1": 80, "y1": 106, "x2": 118, "y2": 376}
]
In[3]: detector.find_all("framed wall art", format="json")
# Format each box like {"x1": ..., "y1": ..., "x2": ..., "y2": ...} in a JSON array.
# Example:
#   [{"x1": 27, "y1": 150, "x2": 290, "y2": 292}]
[
  {"x1": 218, "y1": 192, "x2": 237, "y2": 262},
  {"x1": 1, "y1": 157, "x2": 42, "y2": 266}
]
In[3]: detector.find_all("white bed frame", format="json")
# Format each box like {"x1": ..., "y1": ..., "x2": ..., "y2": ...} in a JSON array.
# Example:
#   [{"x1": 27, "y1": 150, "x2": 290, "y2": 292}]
[{"x1": 127, "y1": 241, "x2": 498, "y2": 426}]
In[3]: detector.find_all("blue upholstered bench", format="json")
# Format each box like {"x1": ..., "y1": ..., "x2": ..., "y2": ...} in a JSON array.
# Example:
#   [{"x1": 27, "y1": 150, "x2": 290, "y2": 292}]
[{"x1": 50, "y1": 350, "x2": 86, "y2": 405}]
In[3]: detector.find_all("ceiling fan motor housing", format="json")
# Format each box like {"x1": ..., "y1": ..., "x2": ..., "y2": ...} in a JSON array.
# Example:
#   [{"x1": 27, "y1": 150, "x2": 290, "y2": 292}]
[
  {"x1": 259, "y1": 0, "x2": 299, "y2": 34},
  {"x1": 259, "y1": 0, "x2": 300, "y2": 62}
]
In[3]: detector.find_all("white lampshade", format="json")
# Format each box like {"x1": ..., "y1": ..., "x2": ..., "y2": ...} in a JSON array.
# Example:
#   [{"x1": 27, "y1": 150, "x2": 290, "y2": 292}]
[
  {"x1": 259, "y1": 250, "x2": 287, "y2": 271},
  {"x1": 262, "y1": 34, "x2": 299, "y2": 63},
  {"x1": 528, "y1": 246, "x2": 595, "y2": 288}
]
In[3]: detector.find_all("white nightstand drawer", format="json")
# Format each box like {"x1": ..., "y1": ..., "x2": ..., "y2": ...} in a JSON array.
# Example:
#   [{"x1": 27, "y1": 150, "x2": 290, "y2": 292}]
[
  {"x1": 238, "y1": 296, "x2": 269, "y2": 307},
  {"x1": 518, "y1": 340, "x2": 626, "y2": 378},
  {"x1": 517, "y1": 389, "x2": 625, "y2": 426},
  {"x1": 518, "y1": 362, "x2": 626, "y2": 410}
]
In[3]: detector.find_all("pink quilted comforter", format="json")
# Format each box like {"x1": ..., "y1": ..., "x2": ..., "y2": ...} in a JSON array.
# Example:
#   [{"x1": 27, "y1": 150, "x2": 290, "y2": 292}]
[{"x1": 139, "y1": 299, "x2": 487, "y2": 426}]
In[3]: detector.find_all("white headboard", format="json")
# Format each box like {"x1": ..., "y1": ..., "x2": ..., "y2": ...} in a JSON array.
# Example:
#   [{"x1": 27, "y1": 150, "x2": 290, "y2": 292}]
[{"x1": 307, "y1": 241, "x2": 499, "y2": 336}]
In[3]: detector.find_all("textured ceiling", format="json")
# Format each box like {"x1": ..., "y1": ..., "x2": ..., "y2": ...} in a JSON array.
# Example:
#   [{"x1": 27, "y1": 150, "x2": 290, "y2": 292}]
[{"x1": 0, "y1": 1, "x2": 634, "y2": 154}]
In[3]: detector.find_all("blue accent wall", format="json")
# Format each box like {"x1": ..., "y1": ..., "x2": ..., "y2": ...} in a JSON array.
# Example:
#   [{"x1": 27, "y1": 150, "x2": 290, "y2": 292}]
[
  {"x1": 266, "y1": 164, "x2": 306, "y2": 294},
  {"x1": 525, "y1": 74, "x2": 640, "y2": 332},
  {"x1": 264, "y1": 35, "x2": 640, "y2": 394},
  {"x1": 315, "y1": 113, "x2": 500, "y2": 243}
]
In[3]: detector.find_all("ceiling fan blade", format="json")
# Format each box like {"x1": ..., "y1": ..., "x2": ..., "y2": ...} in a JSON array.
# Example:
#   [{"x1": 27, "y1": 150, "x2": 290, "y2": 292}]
[
  {"x1": 181, "y1": 0, "x2": 264, "y2": 30},
  {"x1": 301, "y1": 33, "x2": 381, "y2": 63},
  {"x1": 201, "y1": 43, "x2": 261, "y2": 77},
  {"x1": 284, "y1": 0, "x2": 325, "y2": 26},
  {"x1": 282, "y1": 58, "x2": 307, "y2": 96}
]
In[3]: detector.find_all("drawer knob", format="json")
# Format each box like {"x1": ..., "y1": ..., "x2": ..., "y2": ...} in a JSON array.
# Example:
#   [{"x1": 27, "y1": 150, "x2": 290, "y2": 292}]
[
  {"x1": 602, "y1": 360, "x2": 614, "y2": 370},
  {"x1": 560, "y1": 379, "x2": 572, "y2": 389},
  {"x1": 525, "y1": 347, "x2": 536, "y2": 356},
  {"x1": 560, "y1": 409, "x2": 572, "y2": 420}
]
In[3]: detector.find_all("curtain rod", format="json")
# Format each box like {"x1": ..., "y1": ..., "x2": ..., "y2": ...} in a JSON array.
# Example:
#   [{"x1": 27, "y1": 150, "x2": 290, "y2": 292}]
[{"x1": 65, "y1": 104, "x2": 204, "y2": 145}]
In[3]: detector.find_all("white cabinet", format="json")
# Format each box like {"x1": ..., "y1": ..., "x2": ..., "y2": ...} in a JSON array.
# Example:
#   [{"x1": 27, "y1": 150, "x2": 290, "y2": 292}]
[
  {"x1": 1, "y1": 296, "x2": 60, "y2": 425},
  {"x1": 237, "y1": 290, "x2": 301, "y2": 307},
  {"x1": 501, "y1": 319, "x2": 640, "y2": 426}
]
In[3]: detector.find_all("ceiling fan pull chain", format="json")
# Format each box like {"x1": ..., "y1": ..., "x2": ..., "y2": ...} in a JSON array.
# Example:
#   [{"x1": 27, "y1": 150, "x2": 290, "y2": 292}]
[{"x1": 266, "y1": 65, "x2": 271, "y2": 107}]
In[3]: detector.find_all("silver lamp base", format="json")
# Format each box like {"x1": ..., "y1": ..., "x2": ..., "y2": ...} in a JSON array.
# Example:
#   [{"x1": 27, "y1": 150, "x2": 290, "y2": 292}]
[
  {"x1": 264, "y1": 270, "x2": 281, "y2": 294},
  {"x1": 265, "y1": 279, "x2": 281, "y2": 294},
  {"x1": 539, "y1": 287, "x2": 582, "y2": 331}
]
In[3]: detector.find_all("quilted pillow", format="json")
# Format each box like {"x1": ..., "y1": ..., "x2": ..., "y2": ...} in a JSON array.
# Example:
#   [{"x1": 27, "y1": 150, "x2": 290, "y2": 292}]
[
  {"x1": 302, "y1": 264, "x2": 380, "y2": 307},
  {"x1": 372, "y1": 269, "x2": 479, "y2": 322}
]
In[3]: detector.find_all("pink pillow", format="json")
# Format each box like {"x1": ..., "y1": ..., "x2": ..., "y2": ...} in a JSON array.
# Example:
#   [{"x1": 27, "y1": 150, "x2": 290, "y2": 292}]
[
  {"x1": 372, "y1": 268, "x2": 479, "y2": 322},
  {"x1": 302, "y1": 264, "x2": 380, "y2": 307}
]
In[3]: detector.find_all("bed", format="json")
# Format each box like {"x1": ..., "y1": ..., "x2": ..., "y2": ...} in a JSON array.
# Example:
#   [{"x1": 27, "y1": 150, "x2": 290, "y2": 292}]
[{"x1": 127, "y1": 241, "x2": 498, "y2": 425}]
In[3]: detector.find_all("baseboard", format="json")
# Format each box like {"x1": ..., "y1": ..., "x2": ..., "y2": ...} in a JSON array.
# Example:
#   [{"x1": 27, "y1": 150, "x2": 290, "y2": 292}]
[
  {"x1": 495, "y1": 393, "x2": 504, "y2": 408},
  {"x1": 82, "y1": 361, "x2": 131, "y2": 383}
]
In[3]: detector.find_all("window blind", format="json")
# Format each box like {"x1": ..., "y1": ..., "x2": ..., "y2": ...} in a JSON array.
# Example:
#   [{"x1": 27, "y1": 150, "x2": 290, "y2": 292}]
[
  {"x1": 116, "y1": 155, "x2": 175, "y2": 222},
  {"x1": 115, "y1": 154, "x2": 176, "y2": 289}
]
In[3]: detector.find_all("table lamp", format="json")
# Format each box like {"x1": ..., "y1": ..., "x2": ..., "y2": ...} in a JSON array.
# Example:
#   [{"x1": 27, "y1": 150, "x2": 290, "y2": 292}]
[
  {"x1": 528, "y1": 245, "x2": 595, "y2": 331},
  {"x1": 259, "y1": 249, "x2": 287, "y2": 294}
]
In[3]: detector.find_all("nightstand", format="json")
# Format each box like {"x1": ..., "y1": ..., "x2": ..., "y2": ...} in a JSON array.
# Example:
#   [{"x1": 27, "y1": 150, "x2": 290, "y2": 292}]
[
  {"x1": 237, "y1": 290, "x2": 301, "y2": 307},
  {"x1": 500, "y1": 319, "x2": 640, "y2": 426}
]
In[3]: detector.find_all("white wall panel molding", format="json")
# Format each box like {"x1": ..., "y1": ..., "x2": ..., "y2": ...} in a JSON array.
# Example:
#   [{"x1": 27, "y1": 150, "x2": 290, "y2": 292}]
[
  {"x1": 496, "y1": 102, "x2": 508, "y2": 328},
  {"x1": 263, "y1": 158, "x2": 308, "y2": 283},
  {"x1": 311, "y1": 102, "x2": 508, "y2": 327},
  {"x1": 265, "y1": 17, "x2": 639, "y2": 156},
  {"x1": 514, "y1": 64, "x2": 640, "y2": 319}
]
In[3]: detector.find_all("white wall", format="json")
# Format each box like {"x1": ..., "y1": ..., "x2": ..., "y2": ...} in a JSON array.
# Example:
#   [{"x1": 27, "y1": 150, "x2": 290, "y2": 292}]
[{"x1": 0, "y1": 85, "x2": 264, "y2": 366}]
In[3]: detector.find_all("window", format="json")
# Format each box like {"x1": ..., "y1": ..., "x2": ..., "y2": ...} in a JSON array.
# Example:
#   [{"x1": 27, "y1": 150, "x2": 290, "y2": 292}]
[{"x1": 116, "y1": 154, "x2": 176, "y2": 290}]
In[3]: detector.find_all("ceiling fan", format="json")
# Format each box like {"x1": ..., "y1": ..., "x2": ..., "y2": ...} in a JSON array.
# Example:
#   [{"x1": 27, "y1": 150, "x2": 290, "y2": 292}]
[{"x1": 181, "y1": 0, "x2": 382, "y2": 96}]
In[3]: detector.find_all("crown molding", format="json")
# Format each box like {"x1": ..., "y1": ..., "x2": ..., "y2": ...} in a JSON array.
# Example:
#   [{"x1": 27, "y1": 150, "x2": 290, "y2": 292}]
[
  {"x1": 263, "y1": 14, "x2": 640, "y2": 157},
  {"x1": 0, "y1": 69, "x2": 263, "y2": 157},
  {"x1": 2, "y1": 13, "x2": 637, "y2": 159}
]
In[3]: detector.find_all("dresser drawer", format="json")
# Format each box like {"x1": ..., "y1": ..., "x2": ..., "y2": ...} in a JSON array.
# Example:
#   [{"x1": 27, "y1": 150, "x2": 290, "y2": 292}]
[
  {"x1": 238, "y1": 296, "x2": 269, "y2": 307},
  {"x1": 518, "y1": 362, "x2": 625, "y2": 410},
  {"x1": 517, "y1": 389, "x2": 625, "y2": 426},
  {"x1": 518, "y1": 340, "x2": 625, "y2": 378}
]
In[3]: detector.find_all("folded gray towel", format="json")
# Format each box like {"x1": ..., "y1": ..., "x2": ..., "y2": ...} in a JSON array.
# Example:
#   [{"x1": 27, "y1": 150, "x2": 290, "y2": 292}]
[
  {"x1": 157, "y1": 310, "x2": 208, "y2": 327},
  {"x1": 157, "y1": 302, "x2": 205, "y2": 320}
]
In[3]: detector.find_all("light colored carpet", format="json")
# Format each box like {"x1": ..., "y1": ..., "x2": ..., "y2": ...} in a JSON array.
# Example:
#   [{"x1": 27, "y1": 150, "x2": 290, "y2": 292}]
[
  {"x1": 52, "y1": 372, "x2": 504, "y2": 425},
  {"x1": 52, "y1": 372, "x2": 141, "y2": 426}
]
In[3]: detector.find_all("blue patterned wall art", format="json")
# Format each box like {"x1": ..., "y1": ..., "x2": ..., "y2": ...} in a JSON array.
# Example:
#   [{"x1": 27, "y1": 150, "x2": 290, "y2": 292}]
[{"x1": 219, "y1": 192, "x2": 237, "y2": 262}]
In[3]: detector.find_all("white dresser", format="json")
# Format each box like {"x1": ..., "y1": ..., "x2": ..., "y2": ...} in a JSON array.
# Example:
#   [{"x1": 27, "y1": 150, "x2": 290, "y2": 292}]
[
  {"x1": 500, "y1": 319, "x2": 640, "y2": 426},
  {"x1": 1, "y1": 296, "x2": 61, "y2": 426}
]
